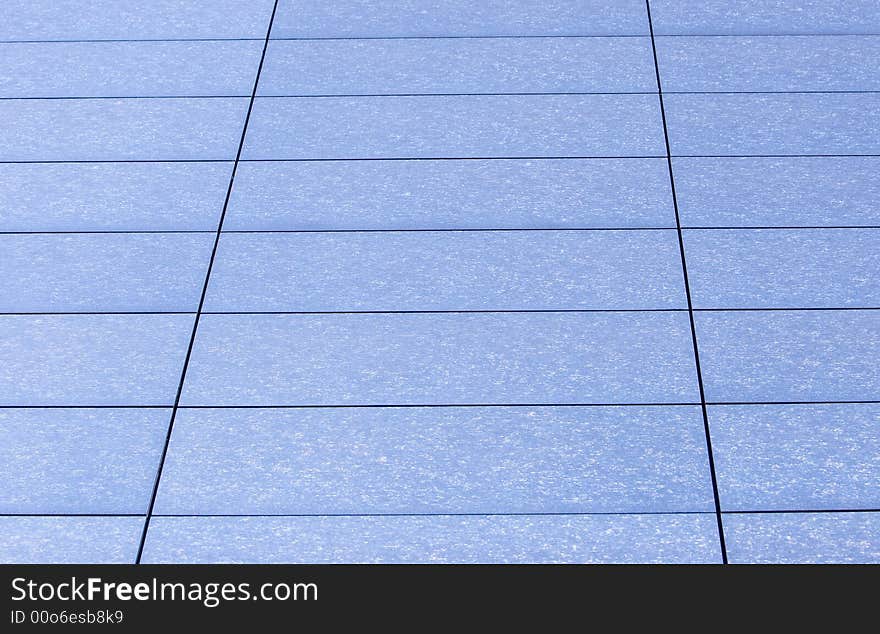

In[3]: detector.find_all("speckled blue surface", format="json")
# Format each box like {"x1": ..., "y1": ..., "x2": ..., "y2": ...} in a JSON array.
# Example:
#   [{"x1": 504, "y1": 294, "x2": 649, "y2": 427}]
[
  {"x1": 242, "y1": 95, "x2": 665, "y2": 160},
  {"x1": 204, "y1": 230, "x2": 687, "y2": 311},
  {"x1": 258, "y1": 37, "x2": 657, "y2": 95},
  {"x1": 224, "y1": 159, "x2": 675, "y2": 230},
  {"x1": 154, "y1": 406, "x2": 714, "y2": 515},
  {"x1": 0, "y1": 41, "x2": 263, "y2": 98},
  {"x1": 657, "y1": 36, "x2": 880, "y2": 92},
  {"x1": 1, "y1": 233, "x2": 214, "y2": 311},
  {"x1": 0, "y1": 163, "x2": 232, "y2": 232},
  {"x1": 2, "y1": 1, "x2": 877, "y2": 564},
  {"x1": 180, "y1": 312, "x2": 699, "y2": 406},
  {"x1": 271, "y1": 1, "x2": 651, "y2": 38},
  {"x1": 142, "y1": 514, "x2": 721, "y2": 564},
  {"x1": 1, "y1": 98, "x2": 250, "y2": 161},
  {"x1": 0, "y1": 408, "x2": 168, "y2": 514}
]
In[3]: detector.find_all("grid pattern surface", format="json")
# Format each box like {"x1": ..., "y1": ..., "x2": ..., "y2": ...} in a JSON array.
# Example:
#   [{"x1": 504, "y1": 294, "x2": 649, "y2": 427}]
[{"x1": 1, "y1": 0, "x2": 878, "y2": 564}]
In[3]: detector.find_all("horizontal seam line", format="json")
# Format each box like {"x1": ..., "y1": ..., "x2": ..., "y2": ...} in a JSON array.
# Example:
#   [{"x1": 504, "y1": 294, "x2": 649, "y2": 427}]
[
  {"x1": 1, "y1": 227, "x2": 879, "y2": 235},
  {"x1": 1, "y1": 308, "x2": 878, "y2": 316},
  {"x1": 1, "y1": 401, "x2": 878, "y2": 409},
  {"x1": 3, "y1": 34, "x2": 880, "y2": 44},
  {"x1": 2, "y1": 90, "x2": 880, "y2": 100},
  {"x1": 1, "y1": 510, "x2": 878, "y2": 518},
  {"x1": 4, "y1": 155, "x2": 880, "y2": 164}
]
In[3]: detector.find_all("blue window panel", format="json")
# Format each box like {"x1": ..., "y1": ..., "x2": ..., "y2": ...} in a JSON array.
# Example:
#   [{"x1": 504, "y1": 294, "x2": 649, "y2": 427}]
[
  {"x1": 664, "y1": 94, "x2": 880, "y2": 156},
  {"x1": 0, "y1": 41, "x2": 262, "y2": 98},
  {"x1": 182, "y1": 313, "x2": 699, "y2": 406},
  {"x1": 710, "y1": 404, "x2": 880, "y2": 512},
  {"x1": 205, "y1": 231, "x2": 686, "y2": 312},
  {"x1": 0, "y1": 233, "x2": 214, "y2": 312},
  {"x1": 0, "y1": 408, "x2": 169, "y2": 514},
  {"x1": 0, "y1": 315, "x2": 193, "y2": 406},
  {"x1": 673, "y1": 157, "x2": 880, "y2": 228},
  {"x1": 225, "y1": 159, "x2": 674, "y2": 231},
  {"x1": 725, "y1": 512, "x2": 880, "y2": 564},
  {"x1": 155, "y1": 406, "x2": 713, "y2": 515},
  {"x1": 1, "y1": 0, "x2": 276, "y2": 41},
  {"x1": 272, "y1": 1, "x2": 649, "y2": 38},
  {"x1": 650, "y1": 1, "x2": 880, "y2": 36},
  {"x1": 0, "y1": 98, "x2": 249, "y2": 161},
  {"x1": 0, "y1": 163, "x2": 231, "y2": 232},
  {"x1": 656, "y1": 36, "x2": 880, "y2": 92},
  {"x1": 242, "y1": 95, "x2": 665, "y2": 160},
  {"x1": 258, "y1": 37, "x2": 656, "y2": 96},
  {"x1": 142, "y1": 514, "x2": 720, "y2": 564},
  {"x1": 0, "y1": 517, "x2": 142, "y2": 564},
  {"x1": 695, "y1": 310, "x2": 880, "y2": 403},
  {"x1": 683, "y1": 229, "x2": 880, "y2": 309}
]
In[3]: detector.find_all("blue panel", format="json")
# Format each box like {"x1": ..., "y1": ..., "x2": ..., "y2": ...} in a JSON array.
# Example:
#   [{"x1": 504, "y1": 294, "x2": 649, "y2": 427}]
[
  {"x1": 684, "y1": 229, "x2": 880, "y2": 308},
  {"x1": 725, "y1": 512, "x2": 880, "y2": 564},
  {"x1": 259, "y1": 37, "x2": 656, "y2": 95},
  {"x1": 0, "y1": 98, "x2": 249, "y2": 161},
  {"x1": 657, "y1": 36, "x2": 880, "y2": 92},
  {"x1": 0, "y1": 41, "x2": 262, "y2": 98},
  {"x1": 0, "y1": 163, "x2": 231, "y2": 232},
  {"x1": 242, "y1": 95, "x2": 664, "y2": 159},
  {"x1": 673, "y1": 157, "x2": 880, "y2": 228},
  {"x1": 1, "y1": 0, "x2": 276, "y2": 40},
  {"x1": 225, "y1": 159, "x2": 674, "y2": 230},
  {"x1": 205, "y1": 231, "x2": 686, "y2": 311},
  {"x1": 664, "y1": 94, "x2": 880, "y2": 156},
  {"x1": 4, "y1": 0, "x2": 878, "y2": 566},
  {"x1": 142, "y1": 514, "x2": 721, "y2": 563},
  {"x1": 696, "y1": 310, "x2": 880, "y2": 403},
  {"x1": 0, "y1": 517, "x2": 142, "y2": 564},
  {"x1": 0, "y1": 408, "x2": 168, "y2": 513},
  {"x1": 651, "y1": 0, "x2": 880, "y2": 35},
  {"x1": 0, "y1": 315, "x2": 193, "y2": 406},
  {"x1": 710, "y1": 404, "x2": 880, "y2": 511},
  {"x1": 155, "y1": 406, "x2": 713, "y2": 514},
  {"x1": 272, "y1": 0, "x2": 649, "y2": 38},
  {"x1": 0, "y1": 233, "x2": 213, "y2": 312},
  {"x1": 181, "y1": 312, "x2": 699, "y2": 406}
]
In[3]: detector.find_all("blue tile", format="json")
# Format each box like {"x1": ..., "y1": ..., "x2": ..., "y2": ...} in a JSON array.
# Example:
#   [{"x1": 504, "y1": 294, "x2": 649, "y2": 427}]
[
  {"x1": 665, "y1": 94, "x2": 880, "y2": 156},
  {"x1": 673, "y1": 157, "x2": 880, "y2": 227},
  {"x1": 143, "y1": 514, "x2": 721, "y2": 563},
  {"x1": 242, "y1": 95, "x2": 664, "y2": 159},
  {"x1": 0, "y1": 163, "x2": 231, "y2": 232},
  {"x1": 0, "y1": 315, "x2": 193, "y2": 406},
  {"x1": 0, "y1": 97, "x2": 249, "y2": 161},
  {"x1": 225, "y1": 159, "x2": 674, "y2": 230},
  {"x1": 205, "y1": 231, "x2": 685, "y2": 311},
  {"x1": 665, "y1": 93, "x2": 880, "y2": 156},
  {"x1": 155, "y1": 406, "x2": 713, "y2": 515},
  {"x1": 696, "y1": 310, "x2": 880, "y2": 403},
  {"x1": 272, "y1": 0, "x2": 649, "y2": 38},
  {"x1": 259, "y1": 37, "x2": 656, "y2": 95},
  {"x1": 725, "y1": 512, "x2": 880, "y2": 563},
  {"x1": 651, "y1": 0, "x2": 880, "y2": 35},
  {"x1": 0, "y1": 408, "x2": 168, "y2": 514},
  {"x1": 0, "y1": 41, "x2": 262, "y2": 98},
  {"x1": 684, "y1": 229, "x2": 880, "y2": 308},
  {"x1": 710, "y1": 404, "x2": 880, "y2": 511},
  {"x1": 1, "y1": 0, "x2": 276, "y2": 40},
  {"x1": 0, "y1": 233, "x2": 213, "y2": 312},
  {"x1": 0, "y1": 516, "x2": 142, "y2": 564},
  {"x1": 657, "y1": 36, "x2": 880, "y2": 92},
  {"x1": 182, "y1": 313, "x2": 699, "y2": 406}
]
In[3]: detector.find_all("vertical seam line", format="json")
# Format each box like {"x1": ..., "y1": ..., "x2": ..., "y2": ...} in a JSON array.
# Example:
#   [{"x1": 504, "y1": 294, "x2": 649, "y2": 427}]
[
  {"x1": 645, "y1": 0, "x2": 729, "y2": 563},
  {"x1": 134, "y1": 0, "x2": 280, "y2": 564}
]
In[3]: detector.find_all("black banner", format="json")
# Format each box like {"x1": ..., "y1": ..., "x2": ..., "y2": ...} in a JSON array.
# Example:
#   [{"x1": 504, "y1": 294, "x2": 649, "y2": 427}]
[{"x1": 1, "y1": 564, "x2": 875, "y2": 628}]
